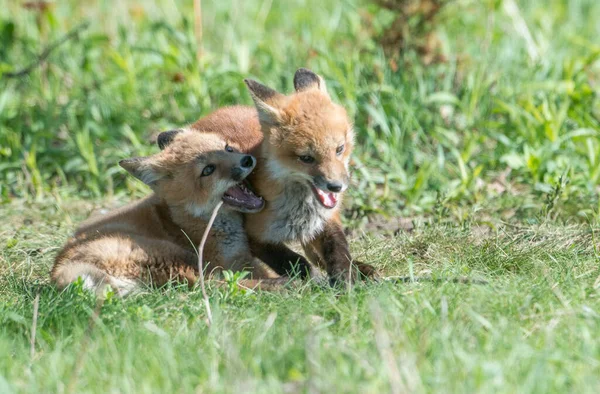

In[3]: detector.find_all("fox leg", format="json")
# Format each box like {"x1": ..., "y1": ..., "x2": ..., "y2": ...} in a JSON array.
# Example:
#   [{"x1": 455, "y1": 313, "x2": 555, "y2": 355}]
[
  {"x1": 248, "y1": 238, "x2": 312, "y2": 279},
  {"x1": 52, "y1": 236, "x2": 200, "y2": 295},
  {"x1": 129, "y1": 238, "x2": 199, "y2": 285},
  {"x1": 51, "y1": 261, "x2": 137, "y2": 297},
  {"x1": 53, "y1": 235, "x2": 294, "y2": 294},
  {"x1": 303, "y1": 214, "x2": 378, "y2": 285}
]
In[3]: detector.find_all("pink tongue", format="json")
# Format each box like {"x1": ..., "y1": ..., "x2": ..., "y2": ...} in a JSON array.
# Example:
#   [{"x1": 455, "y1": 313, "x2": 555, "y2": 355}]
[
  {"x1": 316, "y1": 188, "x2": 337, "y2": 208},
  {"x1": 226, "y1": 186, "x2": 246, "y2": 200}
]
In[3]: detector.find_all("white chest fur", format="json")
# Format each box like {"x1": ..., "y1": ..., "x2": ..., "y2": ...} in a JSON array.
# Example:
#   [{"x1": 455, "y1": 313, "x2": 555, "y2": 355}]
[{"x1": 263, "y1": 181, "x2": 335, "y2": 245}]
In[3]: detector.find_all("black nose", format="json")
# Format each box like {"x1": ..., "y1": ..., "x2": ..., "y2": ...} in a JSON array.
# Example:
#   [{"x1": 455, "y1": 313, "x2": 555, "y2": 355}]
[
  {"x1": 327, "y1": 182, "x2": 343, "y2": 193},
  {"x1": 240, "y1": 155, "x2": 255, "y2": 168}
]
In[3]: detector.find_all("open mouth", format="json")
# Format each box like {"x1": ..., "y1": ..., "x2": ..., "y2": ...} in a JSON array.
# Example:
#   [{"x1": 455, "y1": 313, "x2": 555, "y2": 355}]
[
  {"x1": 310, "y1": 183, "x2": 338, "y2": 209},
  {"x1": 222, "y1": 180, "x2": 265, "y2": 213}
]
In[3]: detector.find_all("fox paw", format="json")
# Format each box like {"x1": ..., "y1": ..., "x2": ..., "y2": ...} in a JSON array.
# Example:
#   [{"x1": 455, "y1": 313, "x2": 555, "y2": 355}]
[
  {"x1": 354, "y1": 261, "x2": 379, "y2": 280},
  {"x1": 328, "y1": 261, "x2": 379, "y2": 287}
]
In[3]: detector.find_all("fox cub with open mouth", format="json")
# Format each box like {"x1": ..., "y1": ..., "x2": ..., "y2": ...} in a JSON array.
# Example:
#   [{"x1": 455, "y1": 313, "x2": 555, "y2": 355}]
[
  {"x1": 169, "y1": 68, "x2": 378, "y2": 284},
  {"x1": 51, "y1": 130, "x2": 285, "y2": 296}
]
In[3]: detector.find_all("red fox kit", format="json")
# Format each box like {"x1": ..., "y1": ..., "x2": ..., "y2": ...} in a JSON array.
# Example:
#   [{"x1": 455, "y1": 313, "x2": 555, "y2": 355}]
[
  {"x1": 51, "y1": 131, "x2": 284, "y2": 295},
  {"x1": 172, "y1": 69, "x2": 378, "y2": 284}
]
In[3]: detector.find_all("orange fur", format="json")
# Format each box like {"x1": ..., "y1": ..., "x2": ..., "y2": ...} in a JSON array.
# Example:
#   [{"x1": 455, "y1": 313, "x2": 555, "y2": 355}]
[
  {"x1": 51, "y1": 131, "x2": 279, "y2": 296},
  {"x1": 185, "y1": 69, "x2": 377, "y2": 283}
]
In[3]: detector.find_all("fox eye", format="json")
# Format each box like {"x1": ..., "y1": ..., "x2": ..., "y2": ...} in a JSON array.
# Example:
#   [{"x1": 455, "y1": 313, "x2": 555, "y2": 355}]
[
  {"x1": 201, "y1": 164, "x2": 215, "y2": 177},
  {"x1": 298, "y1": 155, "x2": 315, "y2": 164},
  {"x1": 336, "y1": 144, "x2": 345, "y2": 155},
  {"x1": 225, "y1": 144, "x2": 234, "y2": 153}
]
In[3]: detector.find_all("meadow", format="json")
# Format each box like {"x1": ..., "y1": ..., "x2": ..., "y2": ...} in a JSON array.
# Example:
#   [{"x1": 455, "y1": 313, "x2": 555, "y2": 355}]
[{"x1": 1, "y1": 0, "x2": 599, "y2": 392}]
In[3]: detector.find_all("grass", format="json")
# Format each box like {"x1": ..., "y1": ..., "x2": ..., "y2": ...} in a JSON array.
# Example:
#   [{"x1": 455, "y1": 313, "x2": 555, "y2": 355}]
[
  {"x1": 1, "y1": 0, "x2": 600, "y2": 392},
  {"x1": 1, "y1": 200, "x2": 600, "y2": 393},
  {"x1": 1, "y1": 0, "x2": 598, "y2": 216}
]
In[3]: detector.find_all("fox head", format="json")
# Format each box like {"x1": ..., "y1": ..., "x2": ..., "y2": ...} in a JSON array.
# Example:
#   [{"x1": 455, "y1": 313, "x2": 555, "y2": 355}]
[
  {"x1": 244, "y1": 68, "x2": 353, "y2": 209},
  {"x1": 120, "y1": 131, "x2": 264, "y2": 216}
]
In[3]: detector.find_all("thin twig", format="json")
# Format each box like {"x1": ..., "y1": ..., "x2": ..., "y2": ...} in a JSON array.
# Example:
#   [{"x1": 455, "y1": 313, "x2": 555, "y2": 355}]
[
  {"x1": 66, "y1": 297, "x2": 104, "y2": 394},
  {"x1": 197, "y1": 201, "x2": 223, "y2": 326},
  {"x1": 193, "y1": 0, "x2": 203, "y2": 63},
  {"x1": 30, "y1": 292, "x2": 40, "y2": 361},
  {"x1": 3, "y1": 22, "x2": 90, "y2": 79}
]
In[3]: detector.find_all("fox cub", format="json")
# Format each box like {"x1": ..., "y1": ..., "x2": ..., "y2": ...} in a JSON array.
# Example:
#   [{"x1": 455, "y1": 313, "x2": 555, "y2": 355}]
[
  {"x1": 173, "y1": 68, "x2": 378, "y2": 284},
  {"x1": 51, "y1": 130, "x2": 282, "y2": 296}
]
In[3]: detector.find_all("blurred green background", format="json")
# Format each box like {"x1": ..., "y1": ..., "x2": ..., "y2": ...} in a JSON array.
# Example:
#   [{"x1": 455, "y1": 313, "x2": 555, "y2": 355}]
[{"x1": 1, "y1": 0, "x2": 599, "y2": 221}]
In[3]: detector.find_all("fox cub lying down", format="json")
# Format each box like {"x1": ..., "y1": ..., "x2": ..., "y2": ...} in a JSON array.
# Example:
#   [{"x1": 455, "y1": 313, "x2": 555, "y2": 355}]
[{"x1": 51, "y1": 130, "x2": 286, "y2": 295}]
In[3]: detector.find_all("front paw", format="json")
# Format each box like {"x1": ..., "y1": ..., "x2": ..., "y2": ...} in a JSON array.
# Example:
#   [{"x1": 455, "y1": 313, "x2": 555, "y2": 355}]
[
  {"x1": 354, "y1": 261, "x2": 379, "y2": 280},
  {"x1": 328, "y1": 261, "x2": 379, "y2": 286}
]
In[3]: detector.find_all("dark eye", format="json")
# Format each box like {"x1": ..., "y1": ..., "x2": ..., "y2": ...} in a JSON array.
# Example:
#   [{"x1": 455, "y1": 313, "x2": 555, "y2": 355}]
[
  {"x1": 298, "y1": 155, "x2": 315, "y2": 164},
  {"x1": 201, "y1": 164, "x2": 215, "y2": 177},
  {"x1": 336, "y1": 144, "x2": 345, "y2": 155},
  {"x1": 225, "y1": 144, "x2": 234, "y2": 153}
]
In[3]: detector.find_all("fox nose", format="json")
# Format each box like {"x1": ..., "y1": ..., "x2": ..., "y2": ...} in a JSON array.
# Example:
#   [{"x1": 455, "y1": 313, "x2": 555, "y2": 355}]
[
  {"x1": 326, "y1": 182, "x2": 343, "y2": 193},
  {"x1": 240, "y1": 155, "x2": 255, "y2": 168}
]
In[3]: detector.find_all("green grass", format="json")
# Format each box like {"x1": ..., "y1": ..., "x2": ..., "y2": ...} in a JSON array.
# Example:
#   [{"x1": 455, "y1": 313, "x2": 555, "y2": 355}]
[
  {"x1": 1, "y1": 0, "x2": 598, "y2": 216},
  {"x1": 2, "y1": 0, "x2": 600, "y2": 392},
  {"x1": 1, "y1": 200, "x2": 600, "y2": 393}
]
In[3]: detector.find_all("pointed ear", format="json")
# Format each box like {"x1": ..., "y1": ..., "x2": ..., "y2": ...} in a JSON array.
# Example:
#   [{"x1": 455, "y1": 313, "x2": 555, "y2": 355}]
[
  {"x1": 244, "y1": 79, "x2": 285, "y2": 124},
  {"x1": 157, "y1": 129, "x2": 182, "y2": 150},
  {"x1": 293, "y1": 68, "x2": 329, "y2": 97},
  {"x1": 119, "y1": 157, "x2": 165, "y2": 186}
]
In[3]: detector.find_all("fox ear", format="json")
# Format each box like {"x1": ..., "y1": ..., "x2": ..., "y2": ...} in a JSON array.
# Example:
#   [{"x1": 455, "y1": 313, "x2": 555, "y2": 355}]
[
  {"x1": 157, "y1": 129, "x2": 182, "y2": 150},
  {"x1": 120, "y1": 157, "x2": 165, "y2": 186},
  {"x1": 244, "y1": 79, "x2": 285, "y2": 124},
  {"x1": 293, "y1": 68, "x2": 329, "y2": 98}
]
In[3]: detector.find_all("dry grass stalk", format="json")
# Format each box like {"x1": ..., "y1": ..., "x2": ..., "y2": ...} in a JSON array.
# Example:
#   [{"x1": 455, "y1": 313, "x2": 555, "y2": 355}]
[{"x1": 197, "y1": 200, "x2": 224, "y2": 326}]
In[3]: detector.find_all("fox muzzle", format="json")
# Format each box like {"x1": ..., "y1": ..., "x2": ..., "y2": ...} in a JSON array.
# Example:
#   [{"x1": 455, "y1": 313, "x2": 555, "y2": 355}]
[{"x1": 313, "y1": 175, "x2": 347, "y2": 193}]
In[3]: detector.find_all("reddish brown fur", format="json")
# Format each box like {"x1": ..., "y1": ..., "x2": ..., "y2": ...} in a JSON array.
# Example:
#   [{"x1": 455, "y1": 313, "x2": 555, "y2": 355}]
[
  {"x1": 186, "y1": 69, "x2": 377, "y2": 283},
  {"x1": 249, "y1": 89, "x2": 354, "y2": 207},
  {"x1": 189, "y1": 106, "x2": 263, "y2": 152},
  {"x1": 51, "y1": 131, "x2": 280, "y2": 296}
]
